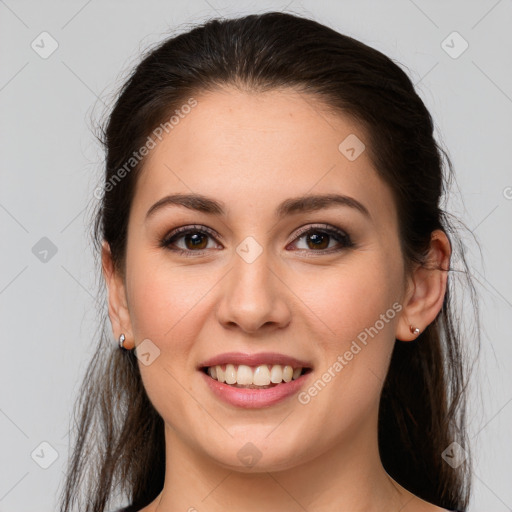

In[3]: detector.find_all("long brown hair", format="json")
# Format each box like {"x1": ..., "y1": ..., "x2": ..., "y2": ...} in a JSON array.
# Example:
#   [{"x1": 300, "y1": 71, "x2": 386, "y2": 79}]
[{"x1": 58, "y1": 11, "x2": 480, "y2": 512}]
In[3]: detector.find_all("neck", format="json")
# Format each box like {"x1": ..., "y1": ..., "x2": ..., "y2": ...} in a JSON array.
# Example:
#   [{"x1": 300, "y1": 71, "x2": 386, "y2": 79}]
[{"x1": 150, "y1": 411, "x2": 416, "y2": 512}]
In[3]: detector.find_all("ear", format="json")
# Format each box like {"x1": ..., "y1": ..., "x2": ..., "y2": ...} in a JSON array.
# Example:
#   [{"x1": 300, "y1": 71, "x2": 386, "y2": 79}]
[
  {"x1": 395, "y1": 229, "x2": 451, "y2": 341},
  {"x1": 101, "y1": 241, "x2": 134, "y2": 349}
]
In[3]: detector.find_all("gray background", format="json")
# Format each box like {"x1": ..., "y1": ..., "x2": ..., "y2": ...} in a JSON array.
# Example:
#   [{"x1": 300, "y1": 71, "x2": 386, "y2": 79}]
[{"x1": 1, "y1": 0, "x2": 511, "y2": 510}]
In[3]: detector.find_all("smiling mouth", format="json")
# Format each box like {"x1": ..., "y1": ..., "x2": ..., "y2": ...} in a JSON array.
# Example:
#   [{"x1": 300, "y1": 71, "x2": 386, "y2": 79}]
[{"x1": 201, "y1": 364, "x2": 312, "y2": 389}]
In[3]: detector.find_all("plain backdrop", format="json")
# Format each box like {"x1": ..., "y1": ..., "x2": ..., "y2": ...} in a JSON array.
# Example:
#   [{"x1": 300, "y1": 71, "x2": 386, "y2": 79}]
[{"x1": 1, "y1": 1, "x2": 511, "y2": 511}]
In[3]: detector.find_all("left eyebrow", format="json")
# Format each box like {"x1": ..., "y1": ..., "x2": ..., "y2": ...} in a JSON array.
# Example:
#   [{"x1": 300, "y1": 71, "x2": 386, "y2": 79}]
[{"x1": 145, "y1": 192, "x2": 371, "y2": 222}]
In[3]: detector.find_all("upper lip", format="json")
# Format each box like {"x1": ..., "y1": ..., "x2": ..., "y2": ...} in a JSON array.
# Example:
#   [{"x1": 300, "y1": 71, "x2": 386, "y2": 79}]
[{"x1": 199, "y1": 352, "x2": 313, "y2": 369}]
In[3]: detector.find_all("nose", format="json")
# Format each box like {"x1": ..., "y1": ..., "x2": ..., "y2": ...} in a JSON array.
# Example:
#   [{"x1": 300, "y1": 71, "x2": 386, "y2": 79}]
[{"x1": 216, "y1": 247, "x2": 292, "y2": 334}]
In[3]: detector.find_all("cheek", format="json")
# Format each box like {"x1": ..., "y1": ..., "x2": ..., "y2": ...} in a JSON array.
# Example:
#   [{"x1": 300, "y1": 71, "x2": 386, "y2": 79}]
[
  {"x1": 302, "y1": 255, "x2": 402, "y2": 407},
  {"x1": 303, "y1": 258, "x2": 400, "y2": 346},
  {"x1": 125, "y1": 262, "x2": 211, "y2": 422},
  {"x1": 127, "y1": 272, "x2": 171, "y2": 340},
  {"x1": 301, "y1": 266, "x2": 401, "y2": 418},
  {"x1": 125, "y1": 261, "x2": 203, "y2": 345}
]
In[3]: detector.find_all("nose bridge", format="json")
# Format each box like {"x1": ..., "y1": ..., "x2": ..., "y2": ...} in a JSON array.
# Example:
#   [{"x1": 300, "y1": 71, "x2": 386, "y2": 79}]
[
  {"x1": 234, "y1": 239, "x2": 272, "y2": 294},
  {"x1": 216, "y1": 236, "x2": 290, "y2": 332}
]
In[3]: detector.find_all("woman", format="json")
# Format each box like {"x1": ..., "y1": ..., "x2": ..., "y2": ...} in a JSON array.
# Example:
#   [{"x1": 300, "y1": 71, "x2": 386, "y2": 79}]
[{"x1": 58, "y1": 11, "x2": 478, "y2": 512}]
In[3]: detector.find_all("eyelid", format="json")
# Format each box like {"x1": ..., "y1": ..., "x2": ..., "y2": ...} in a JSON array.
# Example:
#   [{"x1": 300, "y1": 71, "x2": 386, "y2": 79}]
[
  {"x1": 286, "y1": 223, "x2": 354, "y2": 255},
  {"x1": 163, "y1": 223, "x2": 349, "y2": 241},
  {"x1": 163, "y1": 224, "x2": 221, "y2": 241},
  {"x1": 290, "y1": 223, "x2": 349, "y2": 242},
  {"x1": 161, "y1": 222, "x2": 354, "y2": 257}
]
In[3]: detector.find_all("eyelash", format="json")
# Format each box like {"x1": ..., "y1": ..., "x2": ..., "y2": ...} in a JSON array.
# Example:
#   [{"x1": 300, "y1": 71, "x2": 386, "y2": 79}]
[{"x1": 159, "y1": 223, "x2": 354, "y2": 258}]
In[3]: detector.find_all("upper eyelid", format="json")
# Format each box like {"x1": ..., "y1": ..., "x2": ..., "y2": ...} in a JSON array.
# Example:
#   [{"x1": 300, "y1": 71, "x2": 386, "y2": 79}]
[
  {"x1": 163, "y1": 223, "x2": 350, "y2": 246},
  {"x1": 165, "y1": 224, "x2": 221, "y2": 239},
  {"x1": 293, "y1": 223, "x2": 348, "y2": 238}
]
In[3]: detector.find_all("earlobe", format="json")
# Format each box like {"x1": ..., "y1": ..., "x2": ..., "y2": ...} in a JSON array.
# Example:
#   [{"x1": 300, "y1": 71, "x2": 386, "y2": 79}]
[
  {"x1": 101, "y1": 241, "x2": 133, "y2": 349},
  {"x1": 395, "y1": 230, "x2": 451, "y2": 342}
]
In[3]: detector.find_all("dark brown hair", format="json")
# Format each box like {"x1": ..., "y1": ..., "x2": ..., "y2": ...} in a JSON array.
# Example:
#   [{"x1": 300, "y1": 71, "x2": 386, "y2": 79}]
[{"x1": 58, "y1": 11, "x2": 480, "y2": 512}]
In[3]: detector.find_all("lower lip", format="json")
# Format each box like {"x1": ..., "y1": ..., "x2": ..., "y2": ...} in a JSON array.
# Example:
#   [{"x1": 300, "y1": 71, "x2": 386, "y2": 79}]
[{"x1": 200, "y1": 370, "x2": 312, "y2": 409}]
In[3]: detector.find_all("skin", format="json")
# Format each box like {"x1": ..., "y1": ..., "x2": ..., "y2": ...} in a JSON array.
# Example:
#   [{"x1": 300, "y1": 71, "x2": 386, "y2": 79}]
[{"x1": 102, "y1": 86, "x2": 452, "y2": 512}]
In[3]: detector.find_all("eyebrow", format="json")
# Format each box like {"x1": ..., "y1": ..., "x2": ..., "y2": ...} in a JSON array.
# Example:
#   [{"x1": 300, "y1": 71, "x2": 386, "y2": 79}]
[{"x1": 145, "y1": 192, "x2": 371, "y2": 221}]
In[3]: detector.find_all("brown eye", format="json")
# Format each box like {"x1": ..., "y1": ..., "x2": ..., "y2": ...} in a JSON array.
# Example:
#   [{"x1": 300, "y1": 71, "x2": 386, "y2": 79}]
[
  {"x1": 161, "y1": 225, "x2": 220, "y2": 256},
  {"x1": 304, "y1": 232, "x2": 330, "y2": 250},
  {"x1": 160, "y1": 223, "x2": 354, "y2": 257},
  {"x1": 181, "y1": 232, "x2": 209, "y2": 250},
  {"x1": 289, "y1": 225, "x2": 354, "y2": 254}
]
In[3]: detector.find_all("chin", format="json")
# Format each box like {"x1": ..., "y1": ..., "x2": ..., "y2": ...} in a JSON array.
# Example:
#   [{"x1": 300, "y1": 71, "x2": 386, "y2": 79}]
[{"x1": 204, "y1": 435, "x2": 309, "y2": 473}]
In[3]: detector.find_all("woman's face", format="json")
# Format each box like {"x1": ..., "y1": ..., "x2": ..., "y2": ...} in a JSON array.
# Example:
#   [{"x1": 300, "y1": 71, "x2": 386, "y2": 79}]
[{"x1": 115, "y1": 87, "x2": 412, "y2": 471}]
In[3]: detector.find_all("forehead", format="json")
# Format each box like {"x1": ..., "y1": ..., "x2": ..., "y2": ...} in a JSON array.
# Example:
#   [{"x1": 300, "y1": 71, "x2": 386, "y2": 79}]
[{"x1": 131, "y1": 87, "x2": 397, "y2": 228}]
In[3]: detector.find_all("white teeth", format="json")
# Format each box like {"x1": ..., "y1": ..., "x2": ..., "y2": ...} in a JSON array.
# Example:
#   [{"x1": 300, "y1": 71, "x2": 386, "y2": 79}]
[
  {"x1": 225, "y1": 364, "x2": 237, "y2": 384},
  {"x1": 206, "y1": 363, "x2": 305, "y2": 386},
  {"x1": 253, "y1": 364, "x2": 270, "y2": 386},
  {"x1": 237, "y1": 364, "x2": 253, "y2": 385},
  {"x1": 270, "y1": 365, "x2": 283, "y2": 383},
  {"x1": 215, "y1": 365, "x2": 225, "y2": 382},
  {"x1": 282, "y1": 365, "x2": 293, "y2": 382}
]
